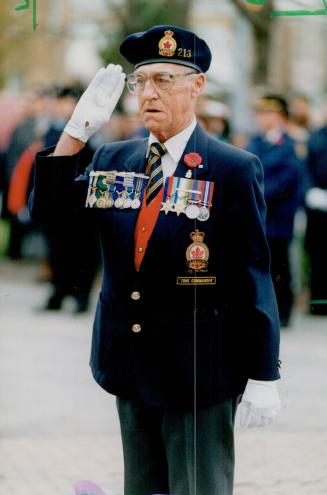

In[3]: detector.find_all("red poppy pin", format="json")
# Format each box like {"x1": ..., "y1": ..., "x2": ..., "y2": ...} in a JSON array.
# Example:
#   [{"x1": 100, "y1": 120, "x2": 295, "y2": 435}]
[{"x1": 184, "y1": 152, "x2": 202, "y2": 169}]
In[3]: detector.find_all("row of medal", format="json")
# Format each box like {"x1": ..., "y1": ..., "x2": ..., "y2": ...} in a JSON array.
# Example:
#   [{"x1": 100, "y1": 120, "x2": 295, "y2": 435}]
[
  {"x1": 161, "y1": 176, "x2": 214, "y2": 221},
  {"x1": 85, "y1": 171, "x2": 148, "y2": 210}
]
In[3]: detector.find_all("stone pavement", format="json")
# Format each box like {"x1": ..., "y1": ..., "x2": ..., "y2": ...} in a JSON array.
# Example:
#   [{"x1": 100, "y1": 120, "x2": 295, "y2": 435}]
[{"x1": 0, "y1": 261, "x2": 327, "y2": 495}]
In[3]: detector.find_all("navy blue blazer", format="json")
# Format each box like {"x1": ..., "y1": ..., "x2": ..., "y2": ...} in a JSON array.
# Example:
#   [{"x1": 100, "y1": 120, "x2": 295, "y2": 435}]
[
  {"x1": 29, "y1": 124, "x2": 280, "y2": 408},
  {"x1": 247, "y1": 133, "x2": 302, "y2": 240},
  {"x1": 307, "y1": 126, "x2": 327, "y2": 189}
]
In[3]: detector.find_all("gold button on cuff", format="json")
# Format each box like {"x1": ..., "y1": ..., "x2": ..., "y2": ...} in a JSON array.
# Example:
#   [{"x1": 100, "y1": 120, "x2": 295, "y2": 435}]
[
  {"x1": 131, "y1": 291, "x2": 141, "y2": 301},
  {"x1": 132, "y1": 324, "x2": 142, "y2": 333},
  {"x1": 141, "y1": 227, "x2": 146, "y2": 232},
  {"x1": 138, "y1": 247, "x2": 144, "y2": 253}
]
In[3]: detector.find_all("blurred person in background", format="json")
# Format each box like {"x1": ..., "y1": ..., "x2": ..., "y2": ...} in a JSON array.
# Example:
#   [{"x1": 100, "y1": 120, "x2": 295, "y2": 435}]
[
  {"x1": 44, "y1": 86, "x2": 84, "y2": 148},
  {"x1": 246, "y1": 95, "x2": 303, "y2": 327},
  {"x1": 287, "y1": 94, "x2": 312, "y2": 161},
  {"x1": 289, "y1": 94, "x2": 312, "y2": 131},
  {"x1": 2, "y1": 88, "x2": 50, "y2": 259},
  {"x1": 42, "y1": 85, "x2": 100, "y2": 313},
  {"x1": 197, "y1": 98, "x2": 230, "y2": 143},
  {"x1": 122, "y1": 93, "x2": 149, "y2": 139},
  {"x1": 304, "y1": 119, "x2": 327, "y2": 315}
]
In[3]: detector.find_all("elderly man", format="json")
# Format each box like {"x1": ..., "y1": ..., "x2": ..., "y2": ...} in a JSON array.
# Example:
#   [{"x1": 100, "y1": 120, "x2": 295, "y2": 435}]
[{"x1": 30, "y1": 25, "x2": 281, "y2": 495}]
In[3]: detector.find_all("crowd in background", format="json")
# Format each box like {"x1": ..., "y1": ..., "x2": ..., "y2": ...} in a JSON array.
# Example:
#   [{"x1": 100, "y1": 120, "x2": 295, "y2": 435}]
[{"x1": 0, "y1": 84, "x2": 327, "y2": 323}]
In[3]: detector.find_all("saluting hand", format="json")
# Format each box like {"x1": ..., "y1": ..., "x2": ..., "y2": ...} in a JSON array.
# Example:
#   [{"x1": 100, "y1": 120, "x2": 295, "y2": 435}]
[
  {"x1": 239, "y1": 379, "x2": 281, "y2": 428},
  {"x1": 64, "y1": 64, "x2": 126, "y2": 143}
]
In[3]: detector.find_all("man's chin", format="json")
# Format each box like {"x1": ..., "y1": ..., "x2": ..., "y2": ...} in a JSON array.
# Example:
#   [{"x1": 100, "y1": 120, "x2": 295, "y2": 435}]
[{"x1": 143, "y1": 119, "x2": 163, "y2": 134}]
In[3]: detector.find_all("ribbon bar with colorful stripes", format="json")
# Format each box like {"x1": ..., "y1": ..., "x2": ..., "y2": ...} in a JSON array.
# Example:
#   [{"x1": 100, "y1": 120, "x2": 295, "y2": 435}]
[{"x1": 161, "y1": 176, "x2": 214, "y2": 221}]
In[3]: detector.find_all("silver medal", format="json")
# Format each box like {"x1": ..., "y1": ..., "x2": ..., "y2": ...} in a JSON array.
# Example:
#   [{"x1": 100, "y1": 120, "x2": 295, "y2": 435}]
[
  {"x1": 123, "y1": 198, "x2": 132, "y2": 209},
  {"x1": 115, "y1": 197, "x2": 124, "y2": 209},
  {"x1": 131, "y1": 198, "x2": 141, "y2": 209},
  {"x1": 197, "y1": 206, "x2": 210, "y2": 222},
  {"x1": 88, "y1": 193, "x2": 97, "y2": 207},
  {"x1": 96, "y1": 197, "x2": 107, "y2": 209},
  {"x1": 107, "y1": 197, "x2": 114, "y2": 208},
  {"x1": 185, "y1": 204, "x2": 200, "y2": 219}
]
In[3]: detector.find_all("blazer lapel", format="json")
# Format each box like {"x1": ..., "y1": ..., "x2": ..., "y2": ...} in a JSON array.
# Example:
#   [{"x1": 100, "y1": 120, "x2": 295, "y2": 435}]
[
  {"x1": 173, "y1": 124, "x2": 210, "y2": 180},
  {"x1": 120, "y1": 138, "x2": 148, "y2": 173}
]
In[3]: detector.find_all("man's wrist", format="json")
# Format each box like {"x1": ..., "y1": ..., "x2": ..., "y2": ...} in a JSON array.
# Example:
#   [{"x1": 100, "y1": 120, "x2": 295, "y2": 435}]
[{"x1": 53, "y1": 132, "x2": 85, "y2": 157}]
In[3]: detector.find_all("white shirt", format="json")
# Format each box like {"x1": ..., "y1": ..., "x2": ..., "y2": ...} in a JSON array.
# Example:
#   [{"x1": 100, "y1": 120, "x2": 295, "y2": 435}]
[{"x1": 147, "y1": 116, "x2": 197, "y2": 178}]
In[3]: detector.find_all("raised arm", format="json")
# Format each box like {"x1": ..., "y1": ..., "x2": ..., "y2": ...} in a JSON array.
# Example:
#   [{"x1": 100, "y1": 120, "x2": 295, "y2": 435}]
[
  {"x1": 29, "y1": 64, "x2": 125, "y2": 223},
  {"x1": 53, "y1": 64, "x2": 125, "y2": 156}
]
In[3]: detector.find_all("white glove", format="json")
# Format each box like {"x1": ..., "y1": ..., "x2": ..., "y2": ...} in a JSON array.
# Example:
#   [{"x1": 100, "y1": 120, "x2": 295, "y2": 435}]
[
  {"x1": 64, "y1": 64, "x2": 125, "y2": 143},
  {"x1": 239, "y1": 379, "x2": 281, "y2": 428},
  {"x1": 305, "y1": 187, "x2": 327, "y2": 212},
  {"x1": 74, "y1": 480, "x2": 108, "y2": 495}
]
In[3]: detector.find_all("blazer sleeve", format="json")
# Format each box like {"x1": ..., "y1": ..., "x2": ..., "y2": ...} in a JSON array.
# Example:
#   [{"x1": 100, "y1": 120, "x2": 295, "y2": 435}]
[
  {"x1": 225, "y1": 153, "x2": 280, "y2": 381},
  {"x1": 28, "y1": 145, "x2": 104, "y2": 225}
]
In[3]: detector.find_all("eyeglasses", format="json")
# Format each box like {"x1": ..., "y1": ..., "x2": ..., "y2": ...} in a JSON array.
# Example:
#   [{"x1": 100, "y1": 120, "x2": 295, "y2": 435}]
[{"x1": 126, "y1": 71, "x2": 197, "y2": 95}]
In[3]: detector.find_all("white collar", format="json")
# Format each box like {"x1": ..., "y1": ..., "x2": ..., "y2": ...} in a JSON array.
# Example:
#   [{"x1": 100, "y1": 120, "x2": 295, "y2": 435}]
[{"x1": 147, "y1": 116, "x2": 197, "y2": 163}]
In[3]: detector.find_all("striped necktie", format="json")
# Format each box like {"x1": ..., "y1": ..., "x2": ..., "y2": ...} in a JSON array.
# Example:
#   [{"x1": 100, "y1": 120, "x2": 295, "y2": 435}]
[{"x1": 145, "y1": 142, "x2": 167, "y2": 205}]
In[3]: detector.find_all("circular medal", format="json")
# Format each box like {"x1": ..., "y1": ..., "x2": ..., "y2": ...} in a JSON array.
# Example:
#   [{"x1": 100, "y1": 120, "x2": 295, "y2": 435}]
[
  {"x1": 88, "y1": 194, "x2": 97, "y2": 207},
  {"x1": 96, "y1": 197, "x2": 107, "y2": 208},
  {"x1": 123, "y1": 198, "x2": 132, "y2": 209},
  {"x1": 115, "y1": 197, "x2": 124, "y2": 209},
  {"x1": 185, "y1": 204, "x2": 200, "y2": 219},
  {"x1": 107, "y1": 197, "x2": 114, "y2": 208},
  {"x1": 197, "y1": 206, "x2": 210, "y2": 222},
  {"x1": 131, "y1": 198, "x2": 141, "y2": 209}
]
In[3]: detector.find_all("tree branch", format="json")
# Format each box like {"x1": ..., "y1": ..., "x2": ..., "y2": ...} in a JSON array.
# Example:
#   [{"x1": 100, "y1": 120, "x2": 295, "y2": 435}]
[{"x1": 230, "y1": 0, "x2": 274, "y2": 31}]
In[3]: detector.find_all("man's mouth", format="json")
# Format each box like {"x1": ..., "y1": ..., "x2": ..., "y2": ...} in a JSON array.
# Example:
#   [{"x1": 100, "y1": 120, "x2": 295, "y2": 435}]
[{"x1": 144, "y1": 109, "x2": 161, "y2": 113}]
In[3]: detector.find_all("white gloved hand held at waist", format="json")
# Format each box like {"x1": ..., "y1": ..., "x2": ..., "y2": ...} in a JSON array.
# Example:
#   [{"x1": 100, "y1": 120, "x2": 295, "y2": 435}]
[
  {"x1": 239, "y1": 379, "x2": 281, "y2": 428},
  {"x1": 64, "y1": 64, "x2": 126, "y2": 143},
  {"x1": 305, "y1": 187, "x2": 327, "y2": 212}
]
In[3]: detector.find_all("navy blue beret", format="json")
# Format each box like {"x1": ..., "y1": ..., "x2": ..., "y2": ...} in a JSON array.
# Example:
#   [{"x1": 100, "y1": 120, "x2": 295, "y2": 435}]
[{"x1": 120, "y1": 25, "x2": 212, "y2": 73}]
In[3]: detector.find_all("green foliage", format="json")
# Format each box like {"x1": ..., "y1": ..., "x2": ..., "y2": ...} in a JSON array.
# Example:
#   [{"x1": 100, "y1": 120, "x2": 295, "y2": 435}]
[{"x1": 99, "y1": 0, "x2": 193, "y2": 70}]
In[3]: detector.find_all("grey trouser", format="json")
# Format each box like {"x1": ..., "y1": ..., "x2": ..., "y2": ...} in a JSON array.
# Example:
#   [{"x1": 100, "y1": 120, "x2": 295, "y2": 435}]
[{"x1": 116, "y1": 396, "x2": 240, "y2": 495}]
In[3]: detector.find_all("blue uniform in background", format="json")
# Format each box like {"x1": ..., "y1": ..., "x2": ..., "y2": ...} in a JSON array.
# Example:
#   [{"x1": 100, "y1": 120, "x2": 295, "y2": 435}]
[
  {"x1": 247, "y1": 132, "x2": 303, "y2": 326},
  {"x1": 305, "y1": 125, "x2": 327, "y2": 315}
]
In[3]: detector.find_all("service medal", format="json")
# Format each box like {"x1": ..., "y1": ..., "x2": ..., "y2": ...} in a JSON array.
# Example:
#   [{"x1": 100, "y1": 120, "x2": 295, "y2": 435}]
[
  {"x1": 88, "y1": 193, "x2": 98, "y2": 208},
  {"x1": 185, "y1": 204, "x2": 199, "y2": 219},
  {"x1": 131, "y1": 198, "x2": 141, "y2": 209},
  {"x1": 115, "y1": 197, "x2": 124, "y2": 208},
  {"x1": 96, "y1": 197, "x2": 107, "y2": 209},
  {"x1": 197, "y1": 206, "x2": 210, "y2": 222},
  {"x1": 123, "y1": 198, "x2": 132, "y2": 208},
  {"x1": 107, "y1": 197, "x2": 114, "y2": 208},
  {"x1": 161, "y1": 200, "x2": 172, "y2": 215},
  {"x1": 175, "y1": 200, "x2": 186, "y2": 216}
]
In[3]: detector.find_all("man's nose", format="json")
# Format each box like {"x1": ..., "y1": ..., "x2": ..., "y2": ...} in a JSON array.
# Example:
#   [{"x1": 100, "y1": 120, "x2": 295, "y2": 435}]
[{"x1": 142, "y1": 78, "x2": 159, "y2": 98}]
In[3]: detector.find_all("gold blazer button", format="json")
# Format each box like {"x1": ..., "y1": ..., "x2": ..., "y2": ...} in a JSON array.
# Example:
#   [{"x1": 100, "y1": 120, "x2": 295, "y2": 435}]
[{"x1": 132, "y1": 324, "x2": 142, "y2": 333}]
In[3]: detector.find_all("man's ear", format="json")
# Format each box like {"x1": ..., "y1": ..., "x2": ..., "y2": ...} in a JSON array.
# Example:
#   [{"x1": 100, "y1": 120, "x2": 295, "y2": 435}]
[{"x1": 191, "y1": 74, "x2": 206, "y2": 99}]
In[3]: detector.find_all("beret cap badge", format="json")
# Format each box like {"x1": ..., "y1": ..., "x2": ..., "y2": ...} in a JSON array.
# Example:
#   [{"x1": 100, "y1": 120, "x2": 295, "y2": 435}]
[
  {"x1": 158, "y1": 30, "x2": 177, "y2": 57},
  {"x1": 119, "y1": 25, "x2": 212, "y2": 73}
]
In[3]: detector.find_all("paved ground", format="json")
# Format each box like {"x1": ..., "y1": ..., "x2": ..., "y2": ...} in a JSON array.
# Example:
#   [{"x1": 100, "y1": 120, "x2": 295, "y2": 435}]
[{"x1": 0, "y1": 260, "x2": 327, "y2": 495}]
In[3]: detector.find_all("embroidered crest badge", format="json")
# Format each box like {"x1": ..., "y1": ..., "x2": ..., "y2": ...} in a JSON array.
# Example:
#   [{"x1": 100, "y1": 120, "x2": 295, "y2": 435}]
[
  {"x1": 186, "y1": 230, "x2": 209, "y2": 271},
  {"x1": 158, "y1": 30, "x2": 177, "y2": 57}
]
